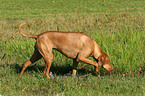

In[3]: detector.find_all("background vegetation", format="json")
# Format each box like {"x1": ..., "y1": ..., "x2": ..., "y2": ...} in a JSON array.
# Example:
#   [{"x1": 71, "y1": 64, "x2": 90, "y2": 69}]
[{"x1": 0, "y1": 0, "x2": 144, "y2": 95}]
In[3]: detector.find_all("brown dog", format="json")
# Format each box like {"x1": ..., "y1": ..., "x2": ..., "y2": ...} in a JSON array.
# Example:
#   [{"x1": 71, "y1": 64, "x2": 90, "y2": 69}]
[{"x1": 19, "y1": 23, "x2": 114, "y2": 78}]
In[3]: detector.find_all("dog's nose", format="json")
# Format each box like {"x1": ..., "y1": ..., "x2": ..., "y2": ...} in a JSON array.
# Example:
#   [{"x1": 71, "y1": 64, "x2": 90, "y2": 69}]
[{"x1": 111, "y1": 67, "x2": 114, "y2": 71}]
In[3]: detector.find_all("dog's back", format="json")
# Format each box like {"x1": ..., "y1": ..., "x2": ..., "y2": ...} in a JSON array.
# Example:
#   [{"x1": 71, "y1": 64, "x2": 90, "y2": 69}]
[{"x1": 37, "y1": 31, "x2": 95, "y2": 58}]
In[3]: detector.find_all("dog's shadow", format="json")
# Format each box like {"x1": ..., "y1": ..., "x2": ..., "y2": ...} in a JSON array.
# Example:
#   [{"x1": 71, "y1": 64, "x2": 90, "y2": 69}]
[{"x1": 13, "y1": 62, "x2": 91, "y2": 76}]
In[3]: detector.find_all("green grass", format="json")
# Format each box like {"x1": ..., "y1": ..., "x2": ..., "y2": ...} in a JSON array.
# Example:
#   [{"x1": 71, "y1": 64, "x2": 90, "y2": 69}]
[{"x1": 0, "y1": 0, "x2": 145, "y2": 95}]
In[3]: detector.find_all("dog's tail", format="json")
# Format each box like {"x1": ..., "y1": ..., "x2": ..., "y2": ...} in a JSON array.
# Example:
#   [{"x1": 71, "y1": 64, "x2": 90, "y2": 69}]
[{"x1": 19, "y1": 23, "x2": 38, "y2": 39}]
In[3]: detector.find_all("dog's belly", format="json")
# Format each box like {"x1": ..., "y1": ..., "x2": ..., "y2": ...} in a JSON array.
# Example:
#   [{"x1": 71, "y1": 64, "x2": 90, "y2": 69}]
[
  {"x1": 62, "y1": 50, "x2": 78, "y2": 58},
  {"x1": 55, "y1": 47, "x2": 79, "y2": 59}
]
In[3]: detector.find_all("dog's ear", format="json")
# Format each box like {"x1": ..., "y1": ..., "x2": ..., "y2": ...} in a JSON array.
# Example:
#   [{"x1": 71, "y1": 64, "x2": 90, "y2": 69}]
[{"x1": 98, "y1": 53, "x2": 106, "y2": 66}]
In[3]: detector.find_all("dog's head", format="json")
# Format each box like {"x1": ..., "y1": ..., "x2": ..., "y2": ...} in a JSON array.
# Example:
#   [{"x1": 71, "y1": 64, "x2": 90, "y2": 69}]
[{"x1": 98, "y1": 52, "x2": 114, "y2": 71}]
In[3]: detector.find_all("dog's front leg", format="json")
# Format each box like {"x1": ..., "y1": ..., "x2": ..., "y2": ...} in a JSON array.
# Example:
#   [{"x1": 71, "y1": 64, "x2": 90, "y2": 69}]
[
  {"x1": 72, "y1": 59, "x2": 78, "y2": 77},
  {"x1": 77, "y1": 56, "x2": 99, "y2": 74},
  {"x1": 93, "y1": 64, "x2": 99, "y2": 74}
]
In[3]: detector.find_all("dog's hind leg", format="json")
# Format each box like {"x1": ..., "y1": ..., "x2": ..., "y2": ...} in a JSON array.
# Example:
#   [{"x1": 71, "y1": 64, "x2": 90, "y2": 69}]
[
  {"x1": 44, "y1": 56, "x2": 53, "y2": 78},
  {"x1": 37, "y1": 44, "x2": 53, "y2": 78},
  {"x1": 41, "y1": 50, "x2": 53, "y2": 78},
  {"x1": 20, "y1": 47, "x2": 42, "y2": 75}
]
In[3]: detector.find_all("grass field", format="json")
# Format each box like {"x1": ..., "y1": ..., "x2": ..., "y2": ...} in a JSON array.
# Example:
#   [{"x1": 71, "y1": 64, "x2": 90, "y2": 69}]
[{"x1": 0, "y1": 0, "x2": 145, "y2": 95}]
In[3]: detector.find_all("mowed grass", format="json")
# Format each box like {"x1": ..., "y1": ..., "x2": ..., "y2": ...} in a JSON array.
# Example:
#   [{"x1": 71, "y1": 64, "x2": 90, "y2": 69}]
[{"x1": 0, "y1": 0, "x2": 145, "y2": 95}]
